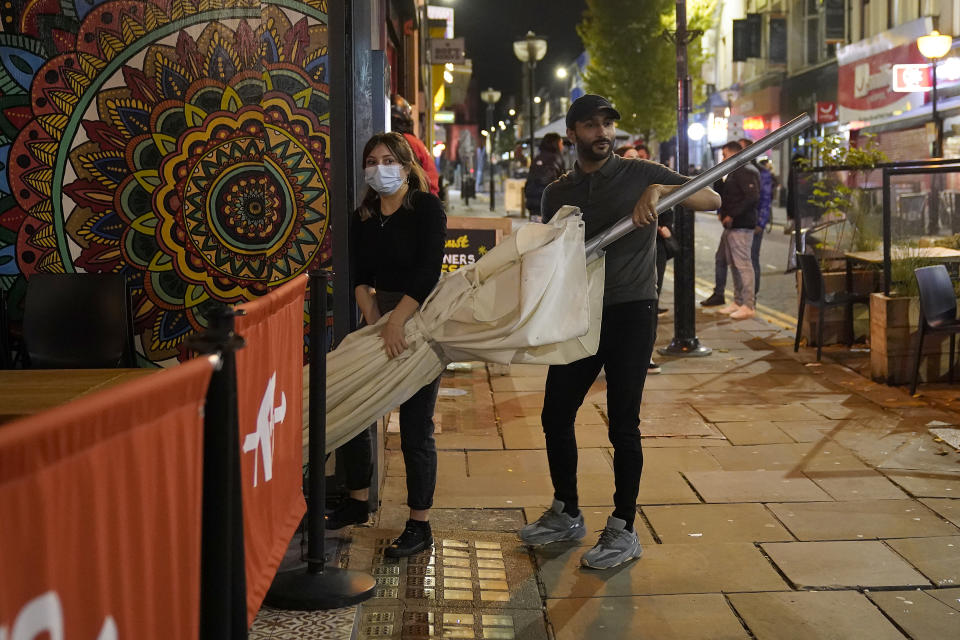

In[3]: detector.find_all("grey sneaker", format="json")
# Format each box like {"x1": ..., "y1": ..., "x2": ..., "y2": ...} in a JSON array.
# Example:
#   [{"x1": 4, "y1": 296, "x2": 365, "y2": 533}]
[
  {"x1": 580, "y1": 516, "x2": 643, "y2": 569},
  {"x1": 519, "y1": 499, "x2": 586, "y2": 546}
]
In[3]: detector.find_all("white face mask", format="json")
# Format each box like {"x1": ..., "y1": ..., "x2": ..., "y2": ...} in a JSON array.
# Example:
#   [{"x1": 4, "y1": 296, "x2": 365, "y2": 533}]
[{"x1": 364, "y1": 164, "x2": 407, "y2": 195}]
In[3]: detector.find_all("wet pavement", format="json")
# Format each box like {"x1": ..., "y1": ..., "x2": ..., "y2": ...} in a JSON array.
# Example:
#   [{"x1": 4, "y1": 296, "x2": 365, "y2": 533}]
[{"x1": 252, "y1": 201, "x2": 960, "y2": 639}]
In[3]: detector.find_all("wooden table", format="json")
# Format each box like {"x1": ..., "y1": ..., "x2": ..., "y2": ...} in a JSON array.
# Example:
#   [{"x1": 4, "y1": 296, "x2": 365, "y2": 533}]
[
  {"x1": 844, "y1": 246, "x2": 960, "y2": 265},
  {"x1": 0, "y1": 369, "x2": 157, "y2": 425}
]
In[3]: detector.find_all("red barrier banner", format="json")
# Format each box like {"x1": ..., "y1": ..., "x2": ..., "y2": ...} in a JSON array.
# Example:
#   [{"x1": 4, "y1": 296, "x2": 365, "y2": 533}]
[
  {"x1": 235, "y1": 276, "x2": 308, "y2": 623},
  {"x1": 0, "y1": 355, "x2": 216, "y2": 639}
]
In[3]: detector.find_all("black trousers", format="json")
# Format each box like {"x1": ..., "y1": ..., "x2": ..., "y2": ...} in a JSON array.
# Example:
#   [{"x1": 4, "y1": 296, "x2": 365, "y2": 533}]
[{"x1": 541, "y1": 300, "x2": 657, "y2": 527}]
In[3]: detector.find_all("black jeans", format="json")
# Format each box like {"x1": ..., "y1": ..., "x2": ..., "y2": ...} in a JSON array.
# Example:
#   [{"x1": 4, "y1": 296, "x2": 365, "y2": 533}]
[
  {"x1": 338, "y1": 290, "x2": 441, "y2": 511},
  {"x1": 541, "y1": 300, "x2": 657, "y2": 527},
  {"x1": 339, "y1": 375, "x2": 441, "y2": 511}
]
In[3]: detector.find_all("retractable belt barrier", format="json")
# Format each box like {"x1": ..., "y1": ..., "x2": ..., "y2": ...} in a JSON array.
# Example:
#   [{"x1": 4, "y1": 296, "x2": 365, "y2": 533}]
[{"x1": 0, "y1": 356, "x2": 217, "y2": 639}]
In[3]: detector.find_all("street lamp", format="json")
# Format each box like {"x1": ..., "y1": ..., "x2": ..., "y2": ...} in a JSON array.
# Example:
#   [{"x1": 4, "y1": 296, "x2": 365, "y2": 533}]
[
  {"x1": 513, "y1": 31, "x2": 547, "y2": 191},
  {"x1": 918, "y1": 29, "x2": 952, "y2": 157},
  {"x1": 480, "y1": 87, "x2": 502, "y2": 212}
]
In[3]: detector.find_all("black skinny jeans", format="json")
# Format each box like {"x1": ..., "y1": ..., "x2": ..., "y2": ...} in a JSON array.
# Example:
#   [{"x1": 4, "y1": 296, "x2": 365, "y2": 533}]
[
  {"x1": 541, "y1": 300, "x2": 657, "y2": 527},
  {"x1": 338, "y1": 291, "x2": 441, "y2": 511}
]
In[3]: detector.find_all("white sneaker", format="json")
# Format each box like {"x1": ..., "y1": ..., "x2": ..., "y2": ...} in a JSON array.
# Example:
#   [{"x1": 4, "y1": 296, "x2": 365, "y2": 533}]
[
  {"x1": 717, "y1": 303, "x2": 740, "y2": 315},
  {"x1": 730, "y1": 306, "x2": 756, "y2": 320}
]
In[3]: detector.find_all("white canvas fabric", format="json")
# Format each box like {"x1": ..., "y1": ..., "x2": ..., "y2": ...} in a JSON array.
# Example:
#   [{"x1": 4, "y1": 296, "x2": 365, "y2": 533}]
[{"x1": 324, "y1": 206, "x2": 605, "y2": 451}]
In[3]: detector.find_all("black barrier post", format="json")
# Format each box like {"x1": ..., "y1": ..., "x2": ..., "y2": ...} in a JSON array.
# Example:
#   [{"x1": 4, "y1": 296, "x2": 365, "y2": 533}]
[
  {"x1": 188, "y1": 307, "x2": 248, "y2": 640},
  {"x1": 264, "y1": 271, "x2": 376, "y2": 610}
]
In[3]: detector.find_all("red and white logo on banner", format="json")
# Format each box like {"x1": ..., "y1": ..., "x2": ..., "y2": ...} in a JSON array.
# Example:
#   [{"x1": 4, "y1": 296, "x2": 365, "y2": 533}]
[{"x1": 815, "y1": 102, "x2": 838, "y2": 123}]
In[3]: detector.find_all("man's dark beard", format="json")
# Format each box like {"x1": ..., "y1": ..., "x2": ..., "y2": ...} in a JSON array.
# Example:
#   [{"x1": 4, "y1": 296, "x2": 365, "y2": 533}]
[{"x1": 574, "y1": 134, "x2": 613, "y2": 162}]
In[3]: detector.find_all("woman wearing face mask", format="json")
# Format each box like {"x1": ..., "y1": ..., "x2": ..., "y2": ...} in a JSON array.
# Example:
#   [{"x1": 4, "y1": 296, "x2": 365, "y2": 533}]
[{"x1": 326, "y1": 132, "x2": 447, "y2": 558}]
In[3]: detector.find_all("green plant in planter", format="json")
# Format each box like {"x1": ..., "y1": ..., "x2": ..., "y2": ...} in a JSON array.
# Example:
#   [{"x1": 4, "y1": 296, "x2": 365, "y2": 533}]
[
  {"x1": 888, "y1": 245, "x2": 926, "y2": 298},
  {"x1": 799, "y1": 134, "x2": 888, "y2": 253}
]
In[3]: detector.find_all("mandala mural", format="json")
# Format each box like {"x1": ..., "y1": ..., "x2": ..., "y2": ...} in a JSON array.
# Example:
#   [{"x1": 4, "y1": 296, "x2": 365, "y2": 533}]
[{"x1": 0, "y1": 0, "x2": 331, "y2": 363}]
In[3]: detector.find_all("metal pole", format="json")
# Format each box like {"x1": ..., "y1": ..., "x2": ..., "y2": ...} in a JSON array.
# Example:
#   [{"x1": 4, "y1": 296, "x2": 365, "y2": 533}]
[
  {"x1": 931, "y1": 60, "x2": 943, "y2": 233},
  {"x1": 933, "y1": 60, "x2": 943, "y2": 158},
  {"x1": 264, "y1": 271, "x2": 376, "y2": 610},
  {"x1": 528, "y1": 60, "x2": 536, "y2": 207},
  {"x1": 585, "y1": 113, "x2": 813, "y2": 260},
  {"x1": 662, "y1": 0, "x2": 708, "y2": 357},
  {"x1": 488, "y1": 103, "x2": 496, "y2": 211},
  {"x1": 882, "y1": 168, "x2": 892, "y2": 296}
]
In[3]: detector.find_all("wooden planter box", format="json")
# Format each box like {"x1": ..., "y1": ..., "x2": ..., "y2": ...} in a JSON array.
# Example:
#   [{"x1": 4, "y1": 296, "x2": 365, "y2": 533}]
[
  {"x1": 869, "y1": 292, "x2": 955, "y2": 385},
  {"x1": 796, "y1": 270, "x2": 876, "y2": 346}
]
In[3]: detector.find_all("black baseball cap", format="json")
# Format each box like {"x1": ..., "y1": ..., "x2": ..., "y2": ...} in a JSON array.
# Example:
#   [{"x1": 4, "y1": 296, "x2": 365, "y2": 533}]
[{"x1": 565, "y1": 94, "x2": 621, "y2": 129}]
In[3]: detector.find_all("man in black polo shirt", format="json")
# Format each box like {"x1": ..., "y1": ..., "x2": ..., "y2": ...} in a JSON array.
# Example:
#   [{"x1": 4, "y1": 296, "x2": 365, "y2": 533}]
[{"x1": 519, "y1": 95, "x2": 721, "y2": 569}]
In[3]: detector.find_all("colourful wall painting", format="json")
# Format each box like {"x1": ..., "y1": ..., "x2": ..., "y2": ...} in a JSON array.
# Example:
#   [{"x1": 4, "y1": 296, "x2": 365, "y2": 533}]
[{"x1": 0, "y1": 0, "x2": 331, "y2": 365}]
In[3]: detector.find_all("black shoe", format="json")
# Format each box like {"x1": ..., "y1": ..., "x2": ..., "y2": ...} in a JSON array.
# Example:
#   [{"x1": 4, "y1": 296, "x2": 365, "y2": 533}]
[
  {"x1": 325, "y1": 498, "x2": 369, "y2": 531},
  {"x1": 384, "y1": 519, "x2": 433, "y2": 558},
  {"x1": 657, "y1": 307, "x2": 669, "y2": 315},
  {"x1": 699, "y1": 293, "x2": 725, "y2": 307},
  {"x1": 648, "y1": 361, "x2": 662, "y2": 374}
]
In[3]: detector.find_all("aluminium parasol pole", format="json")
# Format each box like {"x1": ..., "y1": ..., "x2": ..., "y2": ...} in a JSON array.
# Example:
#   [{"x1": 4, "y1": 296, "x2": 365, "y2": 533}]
[{"x1": 584, "y1": 113, "x2": 813, "y2": 262}]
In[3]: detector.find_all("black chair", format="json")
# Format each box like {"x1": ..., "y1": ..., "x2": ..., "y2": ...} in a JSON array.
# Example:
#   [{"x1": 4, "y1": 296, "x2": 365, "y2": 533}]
[
  {"x1": 794, "y1": 253, "x2": 870, "y2": 362},
  {"x1": 22, "y1": 273, "x2": 137, "y2": 368},
  {"x1": 910, "y1": 265, "x2": 960, "y2": 395}
]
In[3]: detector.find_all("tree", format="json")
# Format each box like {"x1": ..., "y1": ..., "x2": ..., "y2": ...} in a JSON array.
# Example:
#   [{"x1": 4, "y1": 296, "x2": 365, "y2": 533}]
[{"x1": 577, "y1": 0, "x2": 715, "y2": 141}]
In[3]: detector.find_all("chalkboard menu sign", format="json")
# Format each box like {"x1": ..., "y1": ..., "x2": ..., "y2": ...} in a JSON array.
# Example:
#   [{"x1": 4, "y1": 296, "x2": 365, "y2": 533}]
[
  {"x1": 443, "y1": 228, "x2": 497, "y2": 273},
  {"x1": 443, "y1": 217, "x2": 513, "y2": 273}
]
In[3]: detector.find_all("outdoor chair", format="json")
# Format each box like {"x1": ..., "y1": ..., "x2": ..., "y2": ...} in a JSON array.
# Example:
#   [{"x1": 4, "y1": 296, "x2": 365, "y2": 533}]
[
  {"x1": 794, "y1": 253, "x2": 870, "y2": 362},
  {"x1": 22, "y1": 273, "x2": 137, "y2": 369},
  {"x1": 910, "y1": 265, "x2": 960, "y2": 395}
]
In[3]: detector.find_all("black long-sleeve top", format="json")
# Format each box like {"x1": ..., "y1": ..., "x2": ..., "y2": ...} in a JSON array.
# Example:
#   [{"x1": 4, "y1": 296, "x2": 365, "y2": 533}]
[
  {"x1": 718, "y1": 164, "x2": 760, "y2": 229},
  {"x1": 350, "y1": 191, "x2": 447, "y2": 304}
]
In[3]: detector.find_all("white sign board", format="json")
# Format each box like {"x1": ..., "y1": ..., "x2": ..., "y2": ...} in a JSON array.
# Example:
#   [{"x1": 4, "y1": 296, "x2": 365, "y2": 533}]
[{"x1": 430, "y1": 38, "x2": 465, "y2": 65}]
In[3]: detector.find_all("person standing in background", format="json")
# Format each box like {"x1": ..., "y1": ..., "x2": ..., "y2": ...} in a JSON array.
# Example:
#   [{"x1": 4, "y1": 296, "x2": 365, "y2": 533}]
[
  {"x1": 391, "y1": 95, "x2": 440, "y2": 197},
  {"x1": 753, "y1": 158, "x2": 779, "y2": 298},
  {"x1": 525, "y1": 133, "x2": 566, "y2": 223},
  {"x1": 715, "y1": 141, "x2": 760, "y2": 320}
]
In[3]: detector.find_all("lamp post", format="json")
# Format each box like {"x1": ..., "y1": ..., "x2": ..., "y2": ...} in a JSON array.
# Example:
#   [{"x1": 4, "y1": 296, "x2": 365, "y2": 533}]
[
  {"x1": 513, "y1": 30, "x2": 547, "y2": 205},
  {"x1": 918, "y1": 29, "x2": 952, "y2": 157},
  {"x1": 480, "y1": 87, "x2": 501, "y2": 212}
]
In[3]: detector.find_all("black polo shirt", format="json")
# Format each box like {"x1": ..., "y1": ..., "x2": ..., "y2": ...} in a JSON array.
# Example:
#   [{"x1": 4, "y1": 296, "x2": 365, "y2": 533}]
[{"x1": 541, "y1": 154, "x2": 686, "y2": 305}]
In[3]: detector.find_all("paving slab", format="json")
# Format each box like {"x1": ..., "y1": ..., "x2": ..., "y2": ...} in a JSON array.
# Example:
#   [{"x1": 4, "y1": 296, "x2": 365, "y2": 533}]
[
  {"x1": 775, "y1": 420, "x2": 838, "y2": 443},
  {"x1": 638, "y1": 417, "x2": 721, "y2": 437},
  {"x1": 919, "y1": 498, "x2": 960, "y2": 527},
  {"x1": 879, "y1": 436, "x2": 960, "y2": 474},
  {"x1": 641, "y1": 447, "x2": 723, "y2": 472},
  {"x1": 386, "y1": 450, "x2": 466, "y2": 478},
  {"x1": 803, "y1": 469, "x2": 910, "y2": 500},
  {"x1": 685, "y1": 470, "x2": 833, "y2": 503},
  {"x1": 761, "y1": 541, "x2": 931, "y2": 588},
  {"x1": 643, "y1": 503, "x2": 794, "y2": 543},
  {"x1": 886, "y1": 536, "x2": 960, "y2": 587},
  {"x1": 706, "y1": 442, "x2": 868, "y2": 473},
  {"x1": 490, "y1": 376, "x2": 546, "y2": 392},
  {"x1": 802, "y1": 400, "x2": 891, "y2": 421},
  {"x1": 766, "y1": 500, "x2": 959, "y2": 541},
  {"x1": 692, "y1": 403, "x2": 824, "y2": 422},
  {"x1": 535, "y1": 542, "x2": 787, "y2": 597},
  {"x1": 713, "y1": 421, "x2": 795, "y2": 445},
  {"x1": 634, "y1": 471, "x2": 701, "y2": 505},
  {"x1": 546, "y1": 594, "x2": 750, "y2": 640},
  {"x1": 927, "y1": 586, "x2": 960, "y2": 611},
  {"x1": 728, "y1": 591, "x2": 907, "y2": 640},
  {"x1": 884, "y1": 471, "x2": 960, "y2": 497},
  {"x1": 425, "y1": 473, "x2": 555, "y2": 509},
  {"x1": 501, "y1": 423, "x2": 612, "y2": 449},
  {"x1": 867, "y1": 589, "x2": 960, "y2": 640},
  {"x1": 467, "y1": 448, "x2": 611, "y2": 476},
  {"x1": 642, "y1": 436, "x2": 731, "y2": 447}
]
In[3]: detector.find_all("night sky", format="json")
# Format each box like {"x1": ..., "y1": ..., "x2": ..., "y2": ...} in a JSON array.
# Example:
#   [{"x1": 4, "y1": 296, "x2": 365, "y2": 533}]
[{"x1": 448, "y1": 0, "x2": 588, "y2": 116}]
